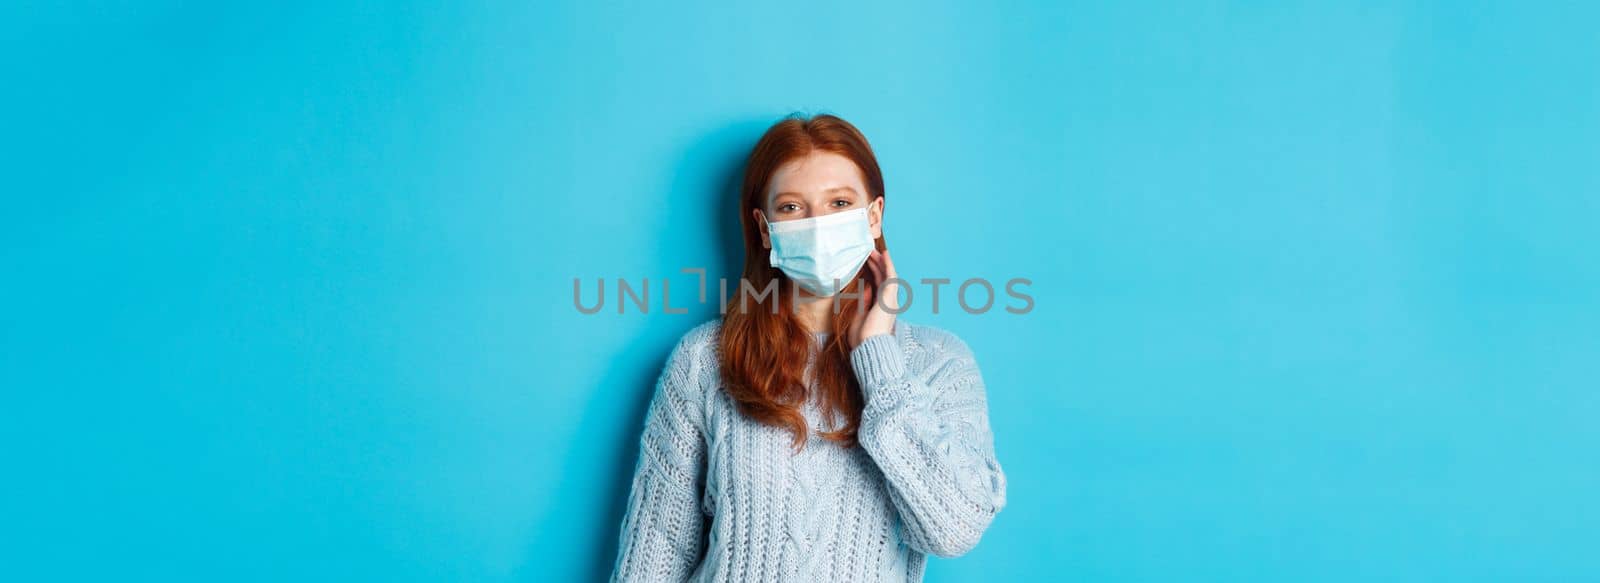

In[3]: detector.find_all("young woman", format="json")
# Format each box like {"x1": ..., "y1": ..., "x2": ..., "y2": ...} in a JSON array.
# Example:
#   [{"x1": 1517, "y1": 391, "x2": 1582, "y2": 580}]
[{"x1": 610, "y1": 114, "x2": 1006, "y2": 582}]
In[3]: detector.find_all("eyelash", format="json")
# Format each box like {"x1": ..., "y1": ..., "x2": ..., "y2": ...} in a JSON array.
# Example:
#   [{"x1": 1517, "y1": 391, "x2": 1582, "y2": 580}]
[{"x1": 778, "y1": 200, "x2": 851, "y2": 212}]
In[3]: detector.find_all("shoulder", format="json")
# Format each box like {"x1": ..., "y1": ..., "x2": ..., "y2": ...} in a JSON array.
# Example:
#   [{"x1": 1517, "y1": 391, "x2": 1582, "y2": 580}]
[
  {"x1": 895, "y1": 320, "x2": 976, "y2": 360},
  {"x1": 892, "y1": 321, "x2": 986, "y2": 395},
  {"x1": 669, "y1": 319, "x2": 723, "y2": 363},
  {"x1": 658, "y1": 319, "x2": 723, "y2": 391}
]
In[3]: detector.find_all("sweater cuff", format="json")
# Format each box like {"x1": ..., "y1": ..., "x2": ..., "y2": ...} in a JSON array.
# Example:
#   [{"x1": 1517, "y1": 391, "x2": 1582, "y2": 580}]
[{"x1": 850, "y1": 333, "x2": 908, "y2": 388}]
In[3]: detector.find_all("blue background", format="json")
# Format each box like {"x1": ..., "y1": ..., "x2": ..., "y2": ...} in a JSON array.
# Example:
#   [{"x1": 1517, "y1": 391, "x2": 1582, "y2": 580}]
[{"x1": 4, "y1": 2, "x2": 1598, "y2": 581}]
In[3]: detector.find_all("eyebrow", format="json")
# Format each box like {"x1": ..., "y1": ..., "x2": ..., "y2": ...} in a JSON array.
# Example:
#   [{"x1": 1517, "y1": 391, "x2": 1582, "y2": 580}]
[{"x1": 773, "y1": 186, "x2": 858, "y2": 198}]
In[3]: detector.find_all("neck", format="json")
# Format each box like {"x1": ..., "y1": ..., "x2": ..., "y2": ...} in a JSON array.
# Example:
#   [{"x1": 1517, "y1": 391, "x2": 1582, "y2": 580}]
[{"x1": 793, "y1": 289, "x2": 835, "y2": 334}]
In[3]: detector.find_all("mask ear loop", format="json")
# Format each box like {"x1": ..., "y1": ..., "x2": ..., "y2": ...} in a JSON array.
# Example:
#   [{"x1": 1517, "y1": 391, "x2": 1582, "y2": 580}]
[
  {"x1": 757, "y1": 210, "x2": 783, "y2": 279},
  {"x1": 756, "y1": 210, "x2": 772, "y2": 250}
]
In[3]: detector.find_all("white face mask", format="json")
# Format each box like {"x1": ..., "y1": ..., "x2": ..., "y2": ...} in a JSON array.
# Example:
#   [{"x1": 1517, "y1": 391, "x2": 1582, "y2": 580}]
[{"x1": 764, "y1": 207, "x2": 875, "y2": 297}]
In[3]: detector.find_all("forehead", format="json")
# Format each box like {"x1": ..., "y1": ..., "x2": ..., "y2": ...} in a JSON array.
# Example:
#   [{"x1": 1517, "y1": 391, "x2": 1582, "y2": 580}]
[{"x1": 766, "y1": 152, "x2": 866, "y2": 199}]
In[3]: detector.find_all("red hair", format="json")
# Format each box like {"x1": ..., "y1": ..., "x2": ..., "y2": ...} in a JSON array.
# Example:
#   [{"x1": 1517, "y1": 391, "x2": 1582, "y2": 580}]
[{"x1": 719, "y1": 113, "x2": 887, "y2": 451}]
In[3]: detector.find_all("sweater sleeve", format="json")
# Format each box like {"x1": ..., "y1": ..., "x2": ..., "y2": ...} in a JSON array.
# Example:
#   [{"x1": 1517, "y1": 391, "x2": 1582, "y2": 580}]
[
  {"x1": 851, "y1": 330, "x2": 1007, "y2": 558},
  {"x1": 610, "y1": 336, "x2": 710, "y2": 582}
]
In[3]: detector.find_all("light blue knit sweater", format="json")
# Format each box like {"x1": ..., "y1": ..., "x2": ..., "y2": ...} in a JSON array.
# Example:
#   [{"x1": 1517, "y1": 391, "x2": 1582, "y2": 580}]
[{"x1": 609, "y1": 319, "x2": 1007, "y2": 582}]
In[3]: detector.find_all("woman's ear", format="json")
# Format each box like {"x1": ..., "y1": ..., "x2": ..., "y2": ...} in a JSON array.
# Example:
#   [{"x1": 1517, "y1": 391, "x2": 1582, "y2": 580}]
[
  {"x1": 753, "y1": 208, "x2": 771, "y2": 249},
  {"x1": 868, "y1": 196, "x2": 885, "y2": 238}
]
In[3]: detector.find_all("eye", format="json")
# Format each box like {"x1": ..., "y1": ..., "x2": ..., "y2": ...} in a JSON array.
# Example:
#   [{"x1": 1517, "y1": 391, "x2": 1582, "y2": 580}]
[
  {"x1": 831, "y1": 199, "x2": 852, "y2": 208},
  {"x1": 778, "y1": 202, "x2": 800, "y2": 213}
]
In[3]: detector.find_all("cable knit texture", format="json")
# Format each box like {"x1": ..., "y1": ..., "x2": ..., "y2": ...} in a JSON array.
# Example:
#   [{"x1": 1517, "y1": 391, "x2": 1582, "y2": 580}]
[{"x1": 610, "y1": 320, "x2": 1007, "y2": 582}]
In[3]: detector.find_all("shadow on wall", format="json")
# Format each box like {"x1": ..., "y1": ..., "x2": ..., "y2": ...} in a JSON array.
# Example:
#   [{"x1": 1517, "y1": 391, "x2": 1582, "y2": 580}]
[
  {"x1": 520, "y1": 115, "x2": 775, "y2": 581},
  {"x1": 692, "y1": 117, "x2": 770, "y2": 282}
]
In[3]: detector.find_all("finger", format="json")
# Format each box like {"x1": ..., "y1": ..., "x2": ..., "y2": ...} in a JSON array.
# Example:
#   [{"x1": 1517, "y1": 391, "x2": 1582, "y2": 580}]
[
  {"x1": 873, "y1": 255, "x2": 892, "y2": 288},
  {"x1": 859, "y1": 278, "x2": 876, "y2": 316}
]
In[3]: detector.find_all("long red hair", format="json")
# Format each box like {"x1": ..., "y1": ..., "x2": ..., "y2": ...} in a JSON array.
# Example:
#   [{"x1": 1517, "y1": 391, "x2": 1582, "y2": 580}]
[{"x1": 719, "y1": 113, "x2": 888, "y2": 451}]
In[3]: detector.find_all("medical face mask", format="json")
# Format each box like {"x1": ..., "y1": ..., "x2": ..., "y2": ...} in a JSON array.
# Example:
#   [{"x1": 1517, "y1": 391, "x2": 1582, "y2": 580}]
[{"x1": 764, "y1": 207, "x2": 876, "y2": 297}]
